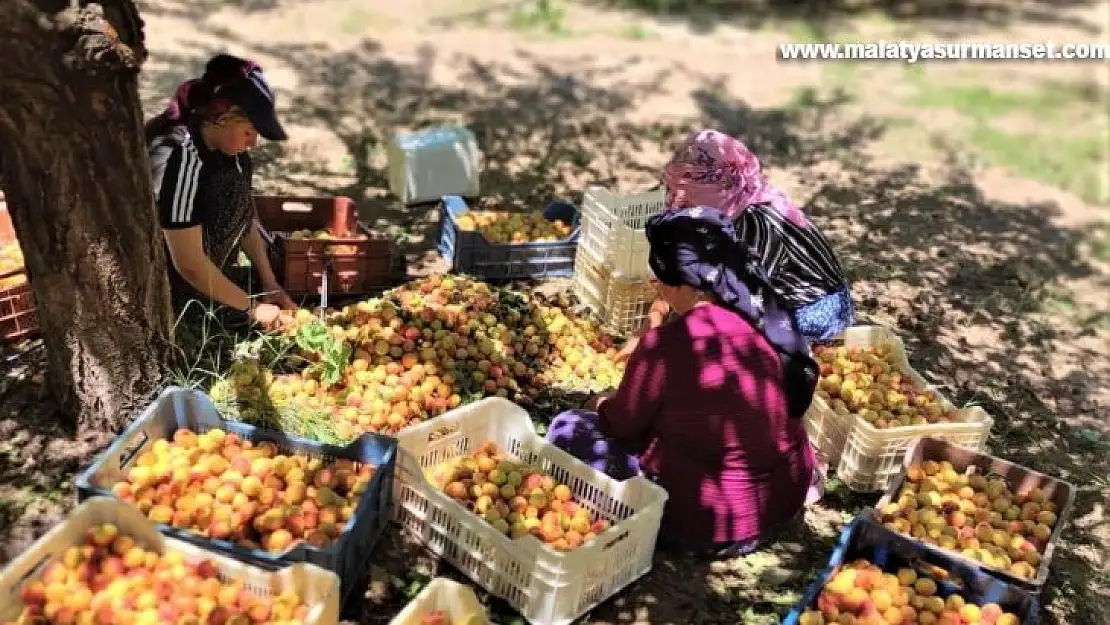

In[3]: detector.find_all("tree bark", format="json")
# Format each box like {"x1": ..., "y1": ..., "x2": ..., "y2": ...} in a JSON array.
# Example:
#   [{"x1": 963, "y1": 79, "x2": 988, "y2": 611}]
[{"x1": 0, "y1": 0, "x2": 173, "y2": 437}]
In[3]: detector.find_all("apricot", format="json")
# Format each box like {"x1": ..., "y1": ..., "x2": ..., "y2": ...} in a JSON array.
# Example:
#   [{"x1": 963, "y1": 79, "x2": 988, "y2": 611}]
[
  {"x1": 240, "y1": 475, "x2": 263, "y2": 498},
  {"x1": 914, "y1": 578, "x2": 937, "y2": 597},
  {"x1": 552, "y1": 484, "x2": 573, "y2": 502},
  {"x1": 1032, "y1": 523, "x2": 1052, "y2": 541},
  {"x1": 264, "y1": 529, "x2": 295, "y2": 553}
]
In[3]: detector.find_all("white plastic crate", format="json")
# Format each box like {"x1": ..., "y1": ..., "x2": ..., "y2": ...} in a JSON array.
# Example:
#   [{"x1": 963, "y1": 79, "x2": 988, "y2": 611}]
[
  {"x1": 810, "y1": 326, "x2": 994, "y2": 492},
  {"x1": 803, "y1": 399, "x2": 852, "y2": 469},
  {"x1": 0, "y1": 497, "x2": 340, "y2": 625},
  {"x1": 578, "y1": 187, "x2": 665, "y2": 280},
  {"x1": 390, "y1": 578, "x2": 490, "y2": 625},
  {"x1": 572, "y1": 248, "x2": 657, "y2": 337},
  {"x1": 392, "y1": 397, "x2": 668, "y2": 625},
  {"x1": 388, "y1": 126, "x2": 480, "y2": 205}
]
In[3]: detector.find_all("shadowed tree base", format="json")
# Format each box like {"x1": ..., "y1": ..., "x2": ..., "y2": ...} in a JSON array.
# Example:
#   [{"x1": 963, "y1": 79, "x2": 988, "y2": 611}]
[{"x1": 0, "y1": 0, "x2": 173, "y2": 437}]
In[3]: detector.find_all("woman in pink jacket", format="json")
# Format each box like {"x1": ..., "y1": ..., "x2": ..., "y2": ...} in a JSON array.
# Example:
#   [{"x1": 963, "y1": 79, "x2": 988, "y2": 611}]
[{"x1": 547, "y1": 207, "x2": 820, "y2": 556}]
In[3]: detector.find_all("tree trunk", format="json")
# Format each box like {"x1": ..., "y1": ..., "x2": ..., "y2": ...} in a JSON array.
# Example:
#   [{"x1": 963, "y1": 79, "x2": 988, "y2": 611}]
[{"x1": 0, "y1": 0, "x2": 173, "y2": 437}]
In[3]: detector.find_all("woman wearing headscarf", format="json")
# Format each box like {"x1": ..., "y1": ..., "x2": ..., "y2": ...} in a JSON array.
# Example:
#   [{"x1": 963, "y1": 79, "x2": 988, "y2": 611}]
[
  {"x1": 146, "y1": 53, "x2": 296, "y2": 322},
  {"x1": 621, "y1": 130, "x2": 853, "y2": 359},
  {"x1": 545, "y1": 207, "x2": 819, "y2": 555}
]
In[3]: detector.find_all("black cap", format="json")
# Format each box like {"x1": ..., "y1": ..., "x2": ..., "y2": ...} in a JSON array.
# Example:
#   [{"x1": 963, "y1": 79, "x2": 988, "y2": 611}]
[{"x1": 213, "y1": 66, "x2": 288, "y2": 141}]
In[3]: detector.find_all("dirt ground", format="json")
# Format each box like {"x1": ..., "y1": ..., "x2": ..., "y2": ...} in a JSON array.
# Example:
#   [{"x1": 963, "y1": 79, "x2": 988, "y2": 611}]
[{"x1": 2, "y1": 1, "x2": 1108, "y2": 624}]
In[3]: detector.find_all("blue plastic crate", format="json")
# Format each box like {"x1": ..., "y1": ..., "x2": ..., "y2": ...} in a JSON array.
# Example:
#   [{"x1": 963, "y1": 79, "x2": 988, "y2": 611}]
[
  {"x1": 436, "y1": 195, "x2": 580, "y2": 280},
  {"x1": 783, "y1": 513, "x2": 1040, "y2": 625},
  {"x1": 74, "y1": 386, "x2": 397, "y2": 611}
]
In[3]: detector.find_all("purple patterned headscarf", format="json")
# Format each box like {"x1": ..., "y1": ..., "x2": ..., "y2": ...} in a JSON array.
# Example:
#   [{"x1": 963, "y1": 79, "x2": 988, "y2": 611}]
[
  {"x1": 646, "y1": 206, "x2": 817, "y2": 418},
  {"x1": 663, "y1": 129, "x2": 808, "y2": 227}
]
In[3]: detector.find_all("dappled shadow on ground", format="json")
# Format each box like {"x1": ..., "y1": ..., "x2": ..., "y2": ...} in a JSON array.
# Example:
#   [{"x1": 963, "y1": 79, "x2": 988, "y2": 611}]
[
  {"x1": 358, "y1": 510, "x2": 844, "y2": 625},
  {"x1": 137, "y1": 0, "x2": 311, "y2": 21},
  {"x1": 0, "y1": 340, "x2": 93, "y2": 564},
  {"x1": 592, "y1": 0, "x2": 1104, "y2": 35},
  {"x1": 800, "y1": 159, "x2": 1109, "y2": 623},
  {"x1": 692, "y1": 83, "x2": 885, "y2": 171},
  {"x1": 145, "y1": 31, "x2": 875, "y2": 279}
]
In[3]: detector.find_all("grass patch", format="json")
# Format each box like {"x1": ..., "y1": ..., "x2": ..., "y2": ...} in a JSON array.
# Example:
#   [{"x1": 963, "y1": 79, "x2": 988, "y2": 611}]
[
  {"x1": 903, "y1": 77, "x2": 1109, "y2": 204},
  {"x1": 0, "y1": 485, "x2": 69, "y2": 528},
  {"x1": 906, "y1": 83, "x2": 1096, "y2": 121},
  {"x1": 969, "y1": 126, "x2": 1107, "y2": 204},
  {"x1": 823, "y1": 60, "x2": 860, "y2": 90},
  {"x1": 1089, "y1": 222, "x2": 1110, "y2": 263},
  {"x1": 1039, "y1": 287, "x2": 1080, "y2": 317},
  {"x1": 339, "y1": 9, "x2": 395, "y2": 35},
  {"x1": 618, "y1": 22, "x2": 657, "y2": 39},
  {"x1": 509, "y1": 0, "x2": 572, "y2": 35},
  {"x1": 789, "y1": 86, "x2": 821, "y2": 110},
  {"x1": 783, "y1": 18, "x2": 830, "y2": 44}
]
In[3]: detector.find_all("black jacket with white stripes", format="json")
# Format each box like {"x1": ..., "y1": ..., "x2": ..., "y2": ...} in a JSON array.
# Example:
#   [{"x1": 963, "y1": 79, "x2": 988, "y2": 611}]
[{"x1": 149, "y1": 124, "x2": 256, "y2": 308}]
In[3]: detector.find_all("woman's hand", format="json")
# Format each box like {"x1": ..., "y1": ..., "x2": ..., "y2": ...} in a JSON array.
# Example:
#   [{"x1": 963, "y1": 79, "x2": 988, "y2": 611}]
[
  {"x1": 647, "y1": 297, "x2": 671, "y2": 328},
  {"x1": 615, "y1": 299, "x2": 671, "y2": 363},
  {"x1": 262, "y1": 284, "x2": 297, "y2": 310},
  {"x1": 615, "y1": 337, "x2": 639, "y2": 363},
  {"x1": 588, "y1": 391, "x2": 614, "y2": 411},
  {"x1": 250, "y1": 301, "x2": 282, "y2": 328}
]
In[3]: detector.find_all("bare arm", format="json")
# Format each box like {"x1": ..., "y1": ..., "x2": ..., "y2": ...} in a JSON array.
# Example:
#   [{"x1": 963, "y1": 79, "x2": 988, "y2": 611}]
[
  {"x1": 163, "y1": 227, "x2": 252, "y2": 311},
  {"x1": 241, "y1": 220, "x2": 280, "y2": 290},
  {"x1": 241, "y1": 221, "x2": 297, "y2": 309},
  {"x1": 615, "y1": 298, "x2": 672, "y2": 362}
]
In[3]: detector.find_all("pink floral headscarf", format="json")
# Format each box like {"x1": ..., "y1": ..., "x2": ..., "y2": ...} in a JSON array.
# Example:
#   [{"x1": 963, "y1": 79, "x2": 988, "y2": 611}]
[{"x1": 662, "y1": 129, "x2": 808, "y2": 227}]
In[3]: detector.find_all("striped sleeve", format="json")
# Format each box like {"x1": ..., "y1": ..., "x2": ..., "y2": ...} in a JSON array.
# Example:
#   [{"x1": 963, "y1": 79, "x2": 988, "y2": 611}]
[
  {"x1": 737, "y1": 204, "x2": 848, "y2": 308},
  {"x1": 736, "y1": 207, "x2": 789, "y2": 277},
  {"x1": 151, "y1": 135, "x2": 205, "y2": 229}
]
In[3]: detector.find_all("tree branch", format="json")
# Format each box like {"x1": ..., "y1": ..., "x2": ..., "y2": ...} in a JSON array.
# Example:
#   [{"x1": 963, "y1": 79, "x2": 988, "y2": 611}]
[
  {"x1": 58, "y1": 3, "x2": 146, "y2": 73},
  {"x1": 0, "y1": 1, "x2": 146, "y2": 76}
]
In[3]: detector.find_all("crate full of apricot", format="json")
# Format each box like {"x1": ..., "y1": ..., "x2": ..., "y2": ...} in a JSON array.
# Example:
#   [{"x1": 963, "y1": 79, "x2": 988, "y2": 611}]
[
  {"x1": 75, "y1": 387, "x2": 397, "y2": 609},
  {"x1": 871, "y1": 437, "x2": 1076, "y2": 594},
  {"x1": 393, "y1": 397, "x2": 669, "y2": 625},
  {"x1": 783, "y1": 515, "x2": 1039, "y2": 625},
  {"x1": 806, "y1": 326, "x2": 994, "y2": 492},
  {"x1": 436, "y1": 196, "x2": 580, "y2": 280},
  {"x1": 0, "y1": 497, "x2": 340, "y2": 625}
]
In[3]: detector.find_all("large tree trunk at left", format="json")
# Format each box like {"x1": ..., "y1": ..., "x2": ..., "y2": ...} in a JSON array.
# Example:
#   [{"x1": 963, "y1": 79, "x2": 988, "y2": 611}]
[{"x1": 0, "y1": 0, "x2": 173, "y2": 437}]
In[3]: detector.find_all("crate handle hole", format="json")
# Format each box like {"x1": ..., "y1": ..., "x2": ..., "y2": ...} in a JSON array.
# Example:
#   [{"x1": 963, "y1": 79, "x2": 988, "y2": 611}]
[
  {"x1": 281, "y1": 202, "x2": 314, "y2": 214},
  {"x1": 601, "y1": 528, "x2": 631, "y2": 551},
  {"x1": 13, "y1": 554, "x2": 53, "y2": 590},
  {"x1": 119, "y1": 431, "x2": 150, "y2": 467}
]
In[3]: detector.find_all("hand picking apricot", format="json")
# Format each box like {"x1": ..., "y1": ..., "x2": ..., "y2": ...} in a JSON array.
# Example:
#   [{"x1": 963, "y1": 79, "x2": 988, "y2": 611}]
[
  {"x1": 799, "y1": 558, "x2": 1024, "y2": 624},
  {"x1": 2, "y1": 523, "x2": 309, "y2": 625},
  {"x1": 878, "y1": 461, "x2": 1058, "y2": 580},
  {"x1": 812, "y1": 344, "x2": 962, "y2": 429},
  {"x1": 429, "y1": 442, "x2": 611, "y2": 552},
  {"x1": 110, "y1": 429, "x2": 376, "y2": 554}
]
